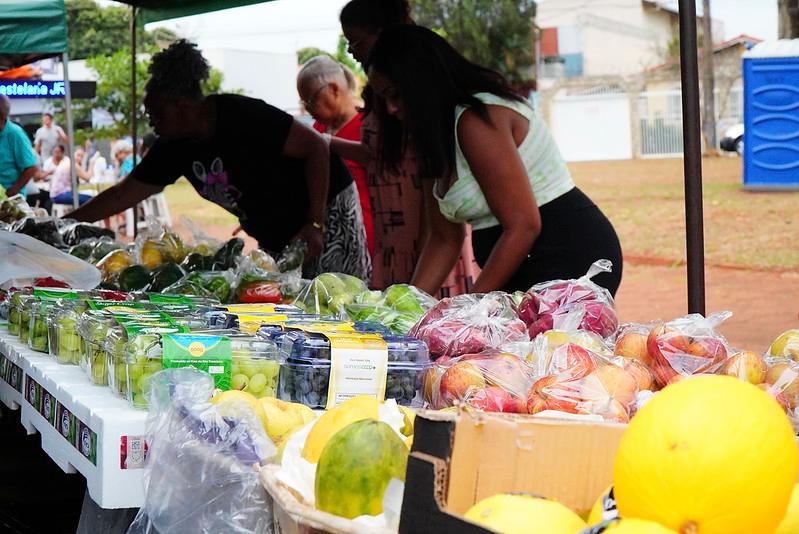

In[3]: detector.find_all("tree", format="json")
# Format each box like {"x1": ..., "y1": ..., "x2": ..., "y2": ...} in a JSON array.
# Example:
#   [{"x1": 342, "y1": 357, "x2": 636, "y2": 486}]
[
  {"x1": 65, "y1": 0, "x2": 177, "y2": 60},
  {"x1": 56, "y1": 47, "x2": 225, "y2": 141},
  {"x1": 411, "y1": 0, "x2": 537, "y2": 89},
  {"x1": 779, "y1": 0, "x2": 799, "y2": 38}
]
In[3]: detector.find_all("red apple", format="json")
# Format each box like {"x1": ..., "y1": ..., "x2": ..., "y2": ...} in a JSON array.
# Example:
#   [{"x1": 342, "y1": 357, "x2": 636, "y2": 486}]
[
  {"x1": 423, "y1": 366, "x2": 446, "y2": 407},
  {"x1": 467, "y1": 386, "x2": 517, "y2": 413},
  {"x1": 580, "y1": 301, "x2": 619, "y2": 338},
  {"x1": 581, "y1": 397, "x2": 630, "y2": 423},
  {"x1": 686, "y1": 337, "x2": 727, "y2": 361},
  {"x1": 614, "y1": 331, "x2": 651, "y2": 366},
  {"x1": 439, "y1": 361, "x2": 486, "y2": 404},
  {"x1": 526, "y1": 391, "x2": 548, "y2": 415},
  {"x1": 765, "y1": 360, "x2": 799, "y2": 409},
  {"x1": 721, "y1": 351, "x2": 767, "y2": 385},
  {"x1": 483, "y1": 352, "x2": 535, "y2": 395},
  {"x1": 529, "y1": 375, "x2": 582, "y2": 414},
  {"x1": 548, "y1": 343, "x2": 597, "y2": 379},
  {"x1": 528, "y1": 314, "x2": 554, "y2": 340}
]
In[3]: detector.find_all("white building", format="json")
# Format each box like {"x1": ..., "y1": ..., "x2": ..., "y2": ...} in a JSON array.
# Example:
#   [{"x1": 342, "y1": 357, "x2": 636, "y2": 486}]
[{"x1": 536, "y1": 0, "x2": 725, "y2": 78}]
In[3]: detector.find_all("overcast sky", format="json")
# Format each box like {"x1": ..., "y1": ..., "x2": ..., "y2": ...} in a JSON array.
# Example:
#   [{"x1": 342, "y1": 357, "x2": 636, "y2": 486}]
[{"x1": 126, "y1": 0, "x2": 779, "y2": 55}]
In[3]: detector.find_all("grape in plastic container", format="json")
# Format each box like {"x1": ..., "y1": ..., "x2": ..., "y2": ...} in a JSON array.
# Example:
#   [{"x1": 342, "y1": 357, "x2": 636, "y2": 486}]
[
  {"x1": 423, "y1": 350, "x2": 535, "y2": 413},
  {"x1": 516, "y1": 259, "x2": 619, "y2": 340}
]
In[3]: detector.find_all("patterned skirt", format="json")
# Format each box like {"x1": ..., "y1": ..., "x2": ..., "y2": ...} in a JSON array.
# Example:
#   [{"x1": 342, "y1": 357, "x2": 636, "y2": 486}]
[{"x1": 305, "y1": 182, "x2": 372, "y2": 282}]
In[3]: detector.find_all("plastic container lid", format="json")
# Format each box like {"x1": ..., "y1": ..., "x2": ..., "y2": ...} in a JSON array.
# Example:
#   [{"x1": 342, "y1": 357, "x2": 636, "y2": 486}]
[
  {"x1": 743, "y1": 39, "x2": 799, "y2": 58},
  {"x1": 285, "y1": 330, "x2": 430, "y2": 369}
]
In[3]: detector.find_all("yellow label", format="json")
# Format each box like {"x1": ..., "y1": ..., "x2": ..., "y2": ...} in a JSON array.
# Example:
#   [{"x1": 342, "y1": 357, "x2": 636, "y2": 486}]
[
  {"x1": 223, "y1": 304, "x2": 279, "y2": 313},
  {"x1": 290, "y1": 322, "x2": 355, "y2": 334},
  {"x1": 188, "y1": 341, "x2": 206, "y2": 357},
  {"x1": 235, "y1": 313, "x2": 291, "y2": 334},
  {"x1": 326, "y1": 332, "x2": 389, "y2": 409}
]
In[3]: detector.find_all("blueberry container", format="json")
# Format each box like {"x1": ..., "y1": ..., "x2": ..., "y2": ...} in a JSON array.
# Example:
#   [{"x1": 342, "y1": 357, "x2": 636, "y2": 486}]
[{"x1": 276, "y1": 332, "x2": 430, "y2": 408}]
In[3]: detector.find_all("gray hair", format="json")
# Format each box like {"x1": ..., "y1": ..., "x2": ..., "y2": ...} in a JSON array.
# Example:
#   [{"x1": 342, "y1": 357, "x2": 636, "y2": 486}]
[
  {"x1": 297, "y1": 56, "x2": 357, "y2": 93},
  {"x1": 0, "y1": 95, "x2": 10, "y2": 118},
  {"x1": 112, "y1": 139, "x2": 133, "y2": 157}
]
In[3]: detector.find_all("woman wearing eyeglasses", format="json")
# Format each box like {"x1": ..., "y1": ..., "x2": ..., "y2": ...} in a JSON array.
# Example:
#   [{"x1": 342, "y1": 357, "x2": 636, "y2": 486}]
[{"x1": 297, "y1": 56, "x2": 373, "y2": 256}]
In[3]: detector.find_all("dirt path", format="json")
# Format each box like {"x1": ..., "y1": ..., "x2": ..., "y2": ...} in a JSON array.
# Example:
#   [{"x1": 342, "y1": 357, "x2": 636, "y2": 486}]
[{"x1": 616, "y1": 261, "x2": 799, "y2": 352}]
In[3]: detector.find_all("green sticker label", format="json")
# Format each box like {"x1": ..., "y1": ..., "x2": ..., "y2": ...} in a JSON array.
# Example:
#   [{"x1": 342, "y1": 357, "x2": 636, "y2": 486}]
[
  {"x1": 162, "y1": 334, "x2": 232, "y2": 390},
  {"x1": 148, "y1": 294, "x2": 194, "y2": 306},
  {"x1": 33, "y1": 288, "x2": 79, "y2": 300},
  {"x1": 122, "y1": 322, "x2": 188, "y2": 336},
  {"x1": 77, "y1": 420, "x2": 98, "y2": 465},
  {"x1": 56, "y1": 402, "x2": 77, "y2": 444},
  {"x1": 87, "y1": 300, "x2": 144, "y2": 311}
]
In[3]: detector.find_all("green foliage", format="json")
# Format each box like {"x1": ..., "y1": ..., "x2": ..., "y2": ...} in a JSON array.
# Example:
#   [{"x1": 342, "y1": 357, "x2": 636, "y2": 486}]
[
  {"x1": 411, "y1": 0, "x2": 537, "y2": 87},
  {"x1": 65, "y1": 0, "x2": 178, "y2": 60}
]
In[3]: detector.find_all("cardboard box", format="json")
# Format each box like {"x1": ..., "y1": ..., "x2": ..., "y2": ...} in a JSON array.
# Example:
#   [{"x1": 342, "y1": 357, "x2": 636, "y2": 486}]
[
  {"x1": 260, "y1": 464, "x2": 395, "y2": 534},
  {"x1": 399, "y1": 410, "x2": 627, "y2": 534}
]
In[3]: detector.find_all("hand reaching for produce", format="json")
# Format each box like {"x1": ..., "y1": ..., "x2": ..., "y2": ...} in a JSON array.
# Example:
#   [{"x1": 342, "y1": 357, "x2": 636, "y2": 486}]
[{"x1": 292, "y1": 223, "x2": 324, "y2": 262}]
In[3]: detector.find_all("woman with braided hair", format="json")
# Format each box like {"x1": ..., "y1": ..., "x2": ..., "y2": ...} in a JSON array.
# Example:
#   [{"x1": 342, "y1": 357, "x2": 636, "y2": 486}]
[{"x1": 69, "y1": 40, "x2": 371, "y2": 281}]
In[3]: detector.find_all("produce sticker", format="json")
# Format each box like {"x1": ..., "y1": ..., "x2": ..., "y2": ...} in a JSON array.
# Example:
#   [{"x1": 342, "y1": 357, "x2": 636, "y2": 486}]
[
  {"x1": 162, "y1": 334, "x2": 232, "y2": 390},
  {"x1": 120, "y1": 436, "x2": 148, "y2": 470},
  {"x1": 326, "y1": 332, "x2": 389, "y2": 409}
]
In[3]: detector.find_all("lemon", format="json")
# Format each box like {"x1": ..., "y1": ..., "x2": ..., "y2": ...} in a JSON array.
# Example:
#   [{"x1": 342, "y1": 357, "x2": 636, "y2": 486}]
[
  {"x1": 210, "y1": 390, "x2": 267, "y2": 429},
  {"x1": 776, "y1": 483, "x2": 799, "y2": 534},
  {"x1": 302, "y1": 395, "x2": 380, "y2": 463},
  {"x1": 464, "y1": 494, "x2": 587, "y2": 534},
  {"x1": 614, "y1": 375, "x2": 797, "y2": 534}
]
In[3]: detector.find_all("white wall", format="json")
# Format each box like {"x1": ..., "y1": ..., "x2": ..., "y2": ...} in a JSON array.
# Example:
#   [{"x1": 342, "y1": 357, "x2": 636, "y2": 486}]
[{"x1": 203, "y1": 48, "x2": 301, "y2": 115}]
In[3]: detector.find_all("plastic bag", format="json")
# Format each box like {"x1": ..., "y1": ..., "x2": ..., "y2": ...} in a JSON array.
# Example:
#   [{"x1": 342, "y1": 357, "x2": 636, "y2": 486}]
[
  {"x1": 134, "y1": 221, "x2": 189, "y2": 270},
  {"x1": 345, "y1": 284, "x2": 437, "y2": 335},
  {"x1": 11, "y1": 216, "x2": 67, "y2": 249},
  {"x1": 276, "y1": 240, "x2": 308, "y2": 273},
  {"x1": 232, "y1": 253, "x2": 295, "y2": 304},
  {"x1": 516, "y1": 260, "x2": 619, "y2": 339},
  {"x1": 526, "y1": 329, "x2": 612, "y2": 374},
  {"x1": 0, "y1": 230, "x2": 101, "y2": 289},
  {"x1": 760, "y1": 358, "x2": 799, "y2": 431},
  {"x1": 180, "y1": 216, "x2": 222, "y2": 257},
  {"x1": 163, "y1": 270, "x2": 237, "y2": 303},
  {"x1": 423, "y1": 351, "x2": 535, "y2": 412},
  {"x1": 647, "y1": 312, "x2": 732, "y2": 388},
  {"x1": 410, "y1": 292, "x2": 528, "y2": 361},
  {"x1": 293, "y1": 272, "x2": 369, "y2": 316},
  {"x1": 88, "y1": 237, "x2": 124, "y2": 264},
  {"x1": 59, "y1": 220, "x2": 115, "y2": 246},
  {"x1": 767, "y1": 329, "x2": 799, "y2": 360},
  {"x1": 527, "y1": 345, "x2": 639, "y2": 422},
  {"x1": 126, "y1": 368, "x2": 275, "y2": 534},
  {"x1": 0, "y1": 194, "x2": 34, "y2": 224}
]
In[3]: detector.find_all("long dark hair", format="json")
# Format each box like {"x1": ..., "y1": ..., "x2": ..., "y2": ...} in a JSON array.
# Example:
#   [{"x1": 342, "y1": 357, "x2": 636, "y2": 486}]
[
  {"x1": 339, "y1": 0, "x2": 412, "y2": 31},
  {"x1": 369, "y1": 25, "x2": 523, "y2": 179}
]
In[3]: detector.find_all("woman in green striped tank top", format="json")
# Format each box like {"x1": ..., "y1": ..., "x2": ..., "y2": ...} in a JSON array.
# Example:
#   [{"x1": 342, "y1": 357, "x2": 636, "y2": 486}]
[{"x1": 367, "y1": 25, "x2": 623, "y2": 296}]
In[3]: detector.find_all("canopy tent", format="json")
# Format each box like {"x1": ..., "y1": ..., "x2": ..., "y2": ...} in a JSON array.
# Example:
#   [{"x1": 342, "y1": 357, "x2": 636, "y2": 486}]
[
  {"x1": 0, "y1": 0, "x2": 80, "y2": 210},
  {"x1": 112, "y1": 0, "x2": 274, "y2": 24},
  {"x1": 0, "y1": 0, "x2": 68, "y2": 70}
]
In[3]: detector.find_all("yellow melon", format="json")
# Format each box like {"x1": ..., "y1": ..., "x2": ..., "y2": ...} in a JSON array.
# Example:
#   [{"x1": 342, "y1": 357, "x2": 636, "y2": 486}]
[
  {"x1": 614, "y1": 375, "x2": 797, "y2": 534},
  {"x1": 464, "y1": 494, "x2": 587, "y2": 534}
]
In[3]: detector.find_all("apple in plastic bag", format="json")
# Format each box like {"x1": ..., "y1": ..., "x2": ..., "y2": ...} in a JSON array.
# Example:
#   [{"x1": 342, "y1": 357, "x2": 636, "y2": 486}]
[
  {"x1": 721, "y1": 351, "x2": 767, "y2": 385},
  {"x1": 467, "y1": 386, "x2": 518, "y2": 413},
  {"x1": 439, "y1": 361, "x2": 486, "y2": 404},
  {"x1": 548, "y1": 343, "x2": 597, "y2": 379},
  {"x1": 614, "y1": 330, "x2": 651, "y2": 366}
]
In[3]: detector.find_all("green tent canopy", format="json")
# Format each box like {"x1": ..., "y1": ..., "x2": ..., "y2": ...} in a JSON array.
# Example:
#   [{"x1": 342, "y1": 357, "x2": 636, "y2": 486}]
[
  {"x1": 0, "y1": 0, "x2": 68, "y2": 70},
  {"x1": 112, "y1": 0, "x2": 275, "y2": 24}
]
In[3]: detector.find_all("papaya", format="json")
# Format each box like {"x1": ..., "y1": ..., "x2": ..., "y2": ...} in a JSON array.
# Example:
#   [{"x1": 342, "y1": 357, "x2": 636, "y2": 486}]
[{"x1": 315, "y1": 419, "x2": 408, "y2": 519}]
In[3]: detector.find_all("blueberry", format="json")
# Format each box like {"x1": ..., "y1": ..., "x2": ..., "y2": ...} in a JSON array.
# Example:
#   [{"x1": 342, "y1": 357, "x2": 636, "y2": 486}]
[{"x1": 307, "y1": 391, "x2": 320, "y2": 406}]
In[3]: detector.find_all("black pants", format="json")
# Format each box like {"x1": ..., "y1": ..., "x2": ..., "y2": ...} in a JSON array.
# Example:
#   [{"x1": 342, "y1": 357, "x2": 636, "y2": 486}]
[
  {"x1": 472, "y1": 188, "x2": 623, "y2": 296},
  {"x1": 27, "y1": 190, "x2": 52, "y2": 214}
]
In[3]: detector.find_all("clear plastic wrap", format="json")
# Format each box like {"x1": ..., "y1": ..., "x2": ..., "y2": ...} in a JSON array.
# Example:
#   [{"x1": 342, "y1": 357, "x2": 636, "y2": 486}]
[
  {"x1": 647, "y1": 312, "x2": 732, "y2": 388},
  {"x1": 762, "y1": 357, "x2": 799, "y2": 430},
  {"x1": 0, "y1": 194, "x2": 34, "y2": 224},
  {"x1": 525, "y1": 329, "x2": 612, "y2": 373},
  {"x1": 410, "y1": 292, "x2": 528, "y2": 361},
  {"x1": 516, "y1": 260, "x2": 619, "y2": 340},
  {"x1": 768, "y1": 329, "x2": 799, "y2": 360},
  {"x1": 612, "y1": 322, "x2": 654, "y2": 366},
  {"x1": 0, "y1": 230, "x2": 101, "y2": 289},
  {"x1": 58, "y1": 220, "x2": 115, "y2": 247},
  {"x1": 127, "y1": 368, "x2": 275, "y2": 534},
  {"x1": 423, "y1": 351, "x2": 535, "y2": 412},
  {"x1": 526, "y1": 345, "x2": 639, "y2": 423},
  {"x1": 11, "y1": 216, "x2": 67, "y2": 248},
  {"x1": 48, "y1": 299, "x2": 89, "y2": 364},
  {"x1": 293, "y1": 273, "x2": 369, "y2": 316},
  {"x1": 163, "y1": 270, "x2": 237, "y2": 304},
  {"x1": 344, "y1": 284, "x2": 437, "y2": 335},
  {"x1": 133, "y1": 221, "x2": 189, "y2": 270},
  {"x1": 233, "y1": 254, "x2": 301, "y2": 305}
]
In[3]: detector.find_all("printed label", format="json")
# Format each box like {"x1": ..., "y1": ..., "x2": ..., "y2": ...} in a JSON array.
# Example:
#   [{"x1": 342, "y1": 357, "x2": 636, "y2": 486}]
[
  {"x1": 326, "y1": 332, "x2": 388, "y2": 409},
  {"x1": 55, "y1": 402, "x2": 76, "y2": 444},
  {"x1": 8, "y1": 361, "x2": 22, "y2": 392},
  {"x1": 40, "y1": 390, "x2": 56, "y2": 425},
  {"x1": 24, "y1": 375, "x2": 41, "y2": 411},
  {"x1": 87, "y1": 300, "x2": 143, "y2": 311},
  {"x1": 120, "y1": 435, "x2": 148, "y2": 469},
  {"x1": 162, "y1": 334, "x2": 232, "y2": 390},
  {"x1": 77, "y1": 420, "x2": 98, "y2": 465},
  {"x1": 33, "y1": 288, "x2": 79, "y2": 300},
  {"x1": 147, "y1": 293, "x2": 193, "y2": 305}
]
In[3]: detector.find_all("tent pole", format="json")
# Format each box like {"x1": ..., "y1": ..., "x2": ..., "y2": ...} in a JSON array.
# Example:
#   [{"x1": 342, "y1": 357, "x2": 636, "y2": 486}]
[
  {"x1": 62, "y1": 53, "x2": 79, "y2": 210},
  {"x1": 131, "y1": 6, "x2": 139, "y2": 237},
  {"x1": 678, "y1": 0, "x2": 706, "y2": 315}
]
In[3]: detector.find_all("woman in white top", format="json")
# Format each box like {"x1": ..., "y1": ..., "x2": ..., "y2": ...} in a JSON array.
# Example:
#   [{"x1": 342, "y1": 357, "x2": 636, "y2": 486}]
[{"x1": 367, "y1": 26, "x2": 622, "y2": 295}]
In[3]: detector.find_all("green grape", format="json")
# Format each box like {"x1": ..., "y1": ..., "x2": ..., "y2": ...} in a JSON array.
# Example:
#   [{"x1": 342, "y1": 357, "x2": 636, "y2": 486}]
[
  {"x1": 145, "y1": 361, "x2": 162, "y2": 375},
  {"x1": 231, "y1": 373, "x2": 249, "y2": 390},
  {"x1": 238, "y1": 360, "x2": 257, "y2": 377},
  {"x1": 114, "y1": 363, "x2": 127, "y2": 384},
  {"x1": 257, "y1": 360, "x2": 280, "y2": 378},
  {"x1": 262, "y1": 385, "x2": 276, "y2": 398},
  {"x1": 248, "y1": 373, "x2": 267, "y2": 394},
  {"x1": 127, "y1": 364, "x2": 145, "y2": 382},
  {"x1": 132, "y1": 392, "x2": 147, "y2": 408},
  {"x1": 135, "y1": 375, "x2": 148, "y2": 394}
]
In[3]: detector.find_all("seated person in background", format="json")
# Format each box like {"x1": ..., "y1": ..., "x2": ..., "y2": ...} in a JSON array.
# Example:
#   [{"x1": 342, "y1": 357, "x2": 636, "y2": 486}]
[{"x1": 50, "y1": 146, "x2": 93, "y2": 205}]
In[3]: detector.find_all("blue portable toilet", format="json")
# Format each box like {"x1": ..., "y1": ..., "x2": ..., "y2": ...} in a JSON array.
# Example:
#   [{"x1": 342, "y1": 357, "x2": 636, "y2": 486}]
[{"x1": 742, "y1": 40, "x2": 799, "y2": 190}]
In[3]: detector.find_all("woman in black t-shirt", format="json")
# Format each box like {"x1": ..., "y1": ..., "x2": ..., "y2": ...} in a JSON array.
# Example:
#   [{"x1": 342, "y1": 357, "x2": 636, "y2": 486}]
[{"x1": 68, "y1": 40, "x2": 371, "y2": 281}]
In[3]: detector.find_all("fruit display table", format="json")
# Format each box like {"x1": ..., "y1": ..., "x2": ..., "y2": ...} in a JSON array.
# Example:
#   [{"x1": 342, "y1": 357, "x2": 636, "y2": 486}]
[{"x1": 0, "y1": 330, "x2": 146, "y2": 509}]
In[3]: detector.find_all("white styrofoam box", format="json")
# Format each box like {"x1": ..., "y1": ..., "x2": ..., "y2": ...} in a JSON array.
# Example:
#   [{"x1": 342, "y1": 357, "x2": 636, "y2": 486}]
[{"x1": 0, "y1": 331, "x2": 146, "y2": 509}]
